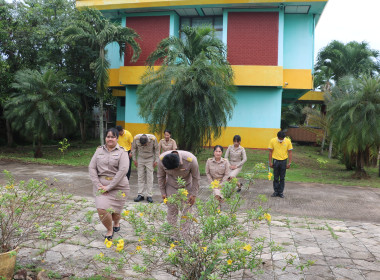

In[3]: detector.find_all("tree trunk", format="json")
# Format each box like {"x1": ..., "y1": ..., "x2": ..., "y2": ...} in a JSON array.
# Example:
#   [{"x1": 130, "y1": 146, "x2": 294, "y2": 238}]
[
  {"x1": 353, "y1": 151, "x2": 368, "y2": 179},
  {"x1": 99, "y1": 96, "x2": 104, "y2": 145},
  {"x1": 79, "y1": 110, "x2": 86, "y2": 143},
  {"x1": 320, "y1": 130, "x2": 326, "y2": 155},
  {"x1": 34, "y1": 136, "x2": 43, "y2": 158},
  {"x1": 328, "y1": 139, "x2": 333, "y2": 159},
  {"x1": 5, "y1": 118, "x2": 13, "y2": 147}
]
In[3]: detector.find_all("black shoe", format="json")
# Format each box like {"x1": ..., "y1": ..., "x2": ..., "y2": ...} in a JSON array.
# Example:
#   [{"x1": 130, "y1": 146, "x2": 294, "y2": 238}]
[
  {"x1": 278, "y1": 193, "x2": 285, "y2": 198},
  {"x1": 236, "y1": 187, "x2": 241, "y2": 193},
  {"x1": 147, "y1": 197, "x2": 153, "y2": 203},
  {"x1": 271, "y1": 192, "x2": 278, "y2": 197},
  {"x1": 105, "y1": 234, "x2": 113, "y2": 241},
  {"x1": 134, "y1": 195, "x2": 144, "y2": 202},
  {"x1": 113, "y1": 226, "x2": 120, "y2": 232}
]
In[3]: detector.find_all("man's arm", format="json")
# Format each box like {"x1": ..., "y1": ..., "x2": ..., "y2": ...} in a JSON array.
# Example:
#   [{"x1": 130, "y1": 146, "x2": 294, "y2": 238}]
[
  {"x1": 157, "y1": 161, "x2": 167, "y2": 197},
  {"x1": 268, "y1": 149, "x2": 273, "y2": 168},
  {"x1": 287, "y1": 150, "x2": 292, "y2": 169}
]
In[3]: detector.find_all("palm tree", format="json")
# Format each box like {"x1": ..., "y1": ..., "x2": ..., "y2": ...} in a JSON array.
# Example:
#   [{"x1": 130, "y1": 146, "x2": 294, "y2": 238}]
[
  {"x1": 4, "y1": 69, "x2": 77, "y2": 157},
  {"x1": 137, "y1": 26, "x2": 236, "y2": 153},
  {"x1": 64, "y1": 8, "x2": 140, "y2": 145},
  {"x1": 327, "y1": 75, "x2": 380, "y2": 178},
  {"x1": 315, "y1": 40, "x2": 380, "y2": 88}
]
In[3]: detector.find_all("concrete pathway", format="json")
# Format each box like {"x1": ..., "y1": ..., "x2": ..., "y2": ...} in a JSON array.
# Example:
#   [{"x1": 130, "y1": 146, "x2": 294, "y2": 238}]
[{"x1": 1, "y1": 160, "x2": 380, "y2": 279}]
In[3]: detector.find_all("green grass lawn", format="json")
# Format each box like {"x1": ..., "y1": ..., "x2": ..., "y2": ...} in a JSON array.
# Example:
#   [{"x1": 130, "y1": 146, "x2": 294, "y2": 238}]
[{"x1": 1, "y1": 141, "x2": 379, "y2": 188}]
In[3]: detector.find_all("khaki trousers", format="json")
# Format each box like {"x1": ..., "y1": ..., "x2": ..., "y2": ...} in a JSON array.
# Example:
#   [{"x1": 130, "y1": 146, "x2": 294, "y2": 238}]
[{"x1": 137, "y1": 158, "x2": 154, "y2": 197}]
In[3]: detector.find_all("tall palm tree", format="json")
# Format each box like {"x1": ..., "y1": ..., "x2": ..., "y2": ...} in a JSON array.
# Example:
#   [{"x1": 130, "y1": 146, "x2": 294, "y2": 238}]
[
  {"x1": 4, "y1": 69, "x2": 77, "y2": 157},
  {"x1": 315, "y1": 40, "x2": 380, "y2": 88},
  {"x1": 137, "y1": 26, "x2": 236, "y2": 153},
  {"x1": 327, "y1": 75, "x2": 380, "y2": 178},
  {"x1": 64, "y1": 8, "x2": 140, "y2": 145}
]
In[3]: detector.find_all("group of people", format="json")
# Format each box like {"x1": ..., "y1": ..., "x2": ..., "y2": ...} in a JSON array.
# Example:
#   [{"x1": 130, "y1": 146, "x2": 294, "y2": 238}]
[{"x1": 89, "y1": 127, "x2": 292, "y2": 240}]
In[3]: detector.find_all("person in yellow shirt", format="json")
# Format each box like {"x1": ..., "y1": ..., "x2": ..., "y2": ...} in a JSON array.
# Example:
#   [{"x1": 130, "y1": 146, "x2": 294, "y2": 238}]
[
  {"x1": 268, "y1": 131, "x2": 293, "y2": 198},
  {"x1": 116, "y1": 126, "x2": 133, "y2": 180}
]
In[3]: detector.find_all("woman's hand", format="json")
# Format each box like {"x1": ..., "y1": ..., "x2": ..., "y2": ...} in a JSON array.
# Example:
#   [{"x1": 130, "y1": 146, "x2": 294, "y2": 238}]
[
  {"x1": 230, "y1": 165, "x2": 237, "y2": 170},
  {"x1": 98, "y1": 185, "x2": 108, "y2": 195}
]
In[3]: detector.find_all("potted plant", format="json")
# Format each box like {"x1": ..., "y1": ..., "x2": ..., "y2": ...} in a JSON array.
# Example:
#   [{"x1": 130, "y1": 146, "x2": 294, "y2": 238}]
[{"x1": 0, "y1": 170, "x2": 84, "y2": 279}]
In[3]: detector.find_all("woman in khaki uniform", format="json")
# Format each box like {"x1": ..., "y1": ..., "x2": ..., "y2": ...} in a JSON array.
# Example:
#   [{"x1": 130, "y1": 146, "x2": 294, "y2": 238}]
[
  {"x1": 224, "y1": 135, "x2": 247, "y2": 192},
  {"x1": 158, "y1": 129, "x2": 177, "y2": 154},
  {"x1": 206, "y1": 145, "x2": 230, "y2": 204},
  {"x1": 89, "y1": 128, "x2": 130, "y2": 240}
]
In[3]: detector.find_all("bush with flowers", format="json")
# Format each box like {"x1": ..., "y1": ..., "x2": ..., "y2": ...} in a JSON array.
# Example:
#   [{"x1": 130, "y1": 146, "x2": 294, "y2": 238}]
[
  {"x1": 0, "y1": 170, "x2": 86, "y2": 255},
  {"x1": 93, "y1": 163, "x2": 309, "y2": 279}
]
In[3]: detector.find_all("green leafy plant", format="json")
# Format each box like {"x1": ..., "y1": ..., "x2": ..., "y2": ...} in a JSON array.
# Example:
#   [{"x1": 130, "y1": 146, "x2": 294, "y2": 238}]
[
  {"x1": 94, "y1": 164, "x2": 310, "y2": 279},
  {"x1": 316, "y1": 158, "x2": 328, "y2": 169},
  {"x1": 58, "y1": 138, "x2": 70, "y2": 158},
  {"x1": 0, "y1": 170, "x2": 85, "y2": 254}
]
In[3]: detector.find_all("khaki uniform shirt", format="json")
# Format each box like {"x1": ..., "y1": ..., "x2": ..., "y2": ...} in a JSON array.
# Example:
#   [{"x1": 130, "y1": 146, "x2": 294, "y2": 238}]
[
  {"x1": 205, "y1": 157, "x2": 230, "y2": 184},
  {"x1": 159, "y1": 138, "x2": 177, "y2": 153},
  {"x1": 157, "y1": 150, "x2": 200, "y2": 197},
  {"x1": 131, "y1": 134, "x2": 159, "y2": 162},
  {"x1": 225, "y1": 145, "x2": 247, "y2": 168},
  {"x1": 88, "y1": 144, "x2": 129, "y2": 191}
]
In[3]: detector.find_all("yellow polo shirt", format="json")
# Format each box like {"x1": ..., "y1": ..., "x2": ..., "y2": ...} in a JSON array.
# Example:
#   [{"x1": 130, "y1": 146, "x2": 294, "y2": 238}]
[
  {"x1": 118, "y1": 129, "x2": 133, "y2": 151},
  {"x1": 268, "y1": 137, "x2": 293, "y2": 160}
]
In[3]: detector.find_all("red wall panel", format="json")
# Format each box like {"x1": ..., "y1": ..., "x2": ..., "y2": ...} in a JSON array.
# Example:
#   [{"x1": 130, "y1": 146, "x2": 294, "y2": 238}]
[
  {"x1": 124, "y1": 16, "x2": 170, "y2": 66},
  {"x1": 227, "y1": 12, "x2": 278, "y2": 66}
]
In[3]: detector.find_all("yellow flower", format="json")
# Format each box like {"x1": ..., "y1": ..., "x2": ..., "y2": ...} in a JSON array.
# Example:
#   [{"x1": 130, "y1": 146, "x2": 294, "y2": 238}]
[
  {"x1": 51, "y1": 204, "x2": 55, "y2": 208},
  {"x1": 227, "y1": 259, "x2": 233, "y2": 265},
  {"x1": 116, "y1": 244, "x2": 124, "y2": 252},
  {"x1": 264, "y1": 213, "x2": 271, "y2": 222},
  {"x1": 104, "y1": 238, "x2": 108, "y2": 245},
  {"x1": 122, "y1": 210, "x2": 130, "y2": 216},
  {"x1": 136, "y1": 246, "x2": 142, "y2": 251},
  {"x1": 138, "y1": 238, "x2": 143, "y2": 242},
  {"x1": 122, "y1": 192, "x2": 126, "y2": 197},
  {"x1": 222, "y1": 250, "x2": 227, "y2": 254},
  {"x1": 5, "y1": 184, "x2": 14, "y2": 189},
  {"x1": 99, "y1": 253, "x2": 104, "y2": 258},
  {"x1": 182, "y1": 189, "x2": 188, "y2": 196},
  {"x1": 268, "y1": 172, "x2": 273, "y2": 180},
  {"x1": 44, "y1": 177, "x2": 49, "y2": 181},
  {"x1": 210, "y1": 180, "x2": 220, "y2": 189},
  {"x1": 170, "y1": 243, "x2": 176, "y2": 249},
  {"x1": 202, "y1": 247, "x2": 207, "y2": 252},
  {"x1": 163, "y1": 198, "x2": 168, "y2": 204},
  {"x1": 118, "y1": 239, "x2": 124, "y2": 245},
  {"x1": 151, "y1": 238, "x2": 156, "y2": 243},
  {"x1": 106, "y1": 241, "x2": 113, "y2": 248},
  {"x1": 139, "y1": 213, "x2": 144, "y2": 217},
  {"x1": 243, "y1": 244, "x2": 252, "y2": 252},
  {"x1": 217, "y1": 209, "x2": 221, "y2": 214}
]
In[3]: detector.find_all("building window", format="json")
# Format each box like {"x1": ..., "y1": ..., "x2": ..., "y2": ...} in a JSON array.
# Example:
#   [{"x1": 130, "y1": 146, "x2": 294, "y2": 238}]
[
  {"x1": 120, "y1": 97, "x2": 125, "y2": 107},
  {"x1": 180, "y1": 16, "x2": 223, "y2": 41}
]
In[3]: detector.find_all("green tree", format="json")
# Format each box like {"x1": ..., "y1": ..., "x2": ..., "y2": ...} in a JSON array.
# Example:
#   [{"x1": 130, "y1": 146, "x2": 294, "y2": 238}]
[
  {"x1": 327, "y1": 76, "x2": 380, "y2": 178},
  {"x1": 64, "y1": 8, "x2": 141, "y2": 145},
  {"x1": 137, "y1": 26, "x2": 236, "y2": 153},
  {"x1": 4, "y1": 69, "x2": 77, "y2": 157},
  {"x1": 315, "y1": 40, "x2": 380, "y2": 88}
]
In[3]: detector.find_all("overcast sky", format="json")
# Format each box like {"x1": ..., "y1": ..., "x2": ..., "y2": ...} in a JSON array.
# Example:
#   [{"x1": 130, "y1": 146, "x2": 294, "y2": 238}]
[{"x1": 314, "y1": 0, "x2": 380, "y2": 61}]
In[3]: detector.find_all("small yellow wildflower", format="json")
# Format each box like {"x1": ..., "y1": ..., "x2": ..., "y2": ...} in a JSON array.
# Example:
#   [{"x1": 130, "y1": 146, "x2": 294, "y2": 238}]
[
  {"x1": 122, "y1": 210, "x2": 130, "y2": 216},
  {"x1": 222, "y1": 250, "x2": 227, "y2": 254},
  {"x1": 163, "y1": 198, "x2": 168, "y2": 204},
  {"x1": 202, "y1": 247, "x2": 207, "y2": 252},
  {"x1": 104, "y1": 238, "x2": 108, "y2": 245},
  {"x1": 118, "y1": 239, "x2": 124, "y2": 245},
  {"x1": 210, "y1": 180, "x2": 220, "y2": 189},
  {"x1": 99, "y1": 253, "x2": 104, "y2": 258},
  {"x1": 138, "y1": 238, "x2": 143, "y2": 242},
  {"x1": 243, "y1": 244, "x2": 252, "y2": 252},
  {"x1": 51, "y1": 204, "x2": 55, "y2": 208},
  {"x1": 139, "y1": 213, "x2": 144, "y2": 217},
  {"x1": 182, "y1": 189, "x2": 189, "y2": 196},
  {"x1": 227, "y1": 259, "x2": 233, "y2": 265},
  {"x1": 264, "y1": 213, "x2": 271, "y2": 222},
  {"x1": 136, "y1": 246, "x2": 142, "y2": 251},
  {"x1": 217, "y1": 209, "x2": 221, "y2": 214},
  {"x1": 170, "y1": 243, "x2": 176, "y2": 249},
  {"x1": 151, "y1": 238, "x2": 156, "y2": 243},
  {"x1": 268, "y1": 172, "x2": 273, "y2": 180},
  {"x1": 106, "y1": 241, "x2": 113, "y2": 248},
  {"x1": 44, "y1": 177, "x2": 49, "y2": 181},
  {"x1": 116, "y1": 244, "x2": 124, "y2": 252},
  {"x1": 5, "y1": 184, "x2": 14, "y2": 189},
  {"x1": 122, "y1": 192, "x2": 126, "y2": 197}
]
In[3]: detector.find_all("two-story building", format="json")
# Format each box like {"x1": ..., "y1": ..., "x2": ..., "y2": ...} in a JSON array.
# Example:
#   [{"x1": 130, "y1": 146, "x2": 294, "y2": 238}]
[{"x1": 77, "y1": 0, "x2": 328, "y2": 148}]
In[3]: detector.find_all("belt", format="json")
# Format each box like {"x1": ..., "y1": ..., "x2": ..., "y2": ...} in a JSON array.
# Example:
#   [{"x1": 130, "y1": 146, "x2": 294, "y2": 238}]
[
  {"x1": 100, "y1": 176, "x2": 114, "y2": 181},
  {"x1": 273, "y1": 159, "x2": 287, "y2": 161}
]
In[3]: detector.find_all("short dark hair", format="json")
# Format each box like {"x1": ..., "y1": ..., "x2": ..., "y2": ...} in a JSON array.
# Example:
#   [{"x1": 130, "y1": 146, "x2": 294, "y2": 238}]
[
  {"x1": 140, "y1": 134, "x2": 148, "y2": 145},
  {"x1": 233, "y1": 135, "x2": 241, "y2": 142},
  {"x1": 105, "y1": 128, "x2": 119, "y2": 138},
  {"x1": 213, "y1": 145, "x2": 223, "y2": 153},
  {"x1": 277, "y1": 131, "x2": 286, "y2": 139},
  {"x1": 116, "y1": 125, "x2": 123, "y2": 132},
  {"x1": 164, "y1": 129, "x2": 171, "y2": 135},
  {"x1": 162, "y1": 153, "x2": 180, "y2": 169}
]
